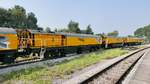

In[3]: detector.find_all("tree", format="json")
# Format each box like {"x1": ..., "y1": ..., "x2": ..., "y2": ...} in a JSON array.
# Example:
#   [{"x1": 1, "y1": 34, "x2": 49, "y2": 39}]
[
  {"x1": 54, "y1": 28, "x2": 58, "y2": 32},
  {"x1": 26, "y1": 12, "x2": 38, "y2": 29},
  {"x1": 107, "y1": 30, "x2": 119, "y2": 37},
  {"x1": 134, "y1": 25, "x2": 150, "y2": 38},
  {"x1": 45, "y1": 27, "x2": 51, "y2": 33},
  {"x1": 127, "y1": 35, "x2": 134, "y2": 37},
  {"x1": 0, "y1": 5, "x2": 38, "y2": 29},
  {"x1": 8, "y1": 5, "x2": 27, "y2": 28},
  {"x1": 96, "y1": 32, "x2": 106, "y2": 36},
  {"x1": 0, "y1": 8, "x2": 10, "y2": 27},
  {"x1": 85, "y1": 25, "x2": 93, "y2": 34},
  {"x1": 58, "y1": 28, "x2": 69, "y2": 32},
  {"x1": 37, "y1": 27, "x2": 43, "y2": 31},
  {"x1": 68, "y1": 20, "x2": 81, "y2": 33},
  {"x1": 134, "y1": 28, "x2": 144, "y2": 37},
  {"x1": 134, "y1": 25, "x2": 150, "y2": 42},
  {"x1": 80, "y1": 30, "x2": 86, "y2": 34}
]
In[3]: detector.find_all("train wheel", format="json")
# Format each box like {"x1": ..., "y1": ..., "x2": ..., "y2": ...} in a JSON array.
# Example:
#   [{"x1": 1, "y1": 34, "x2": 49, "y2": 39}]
[
  {"x1": 89, "y1": 47, "x2": 93, "y2": 52},
  {"x1": 0, "y1": 55, "x2": 4, "y2": 62},
  {"x1": 60, "y1": 49, "x2": 66, "y2": 57},
  {"x1": 57, "y1": 51, "x2": 62, "y2": 57},
  {"x1": 44, "y1": 51, "x2": 50, "y2": 59},
  {"x1": 55, "y1": 51, "x2": 60, "y2": 58},
  {"x1": 77, "y1": 47, "x2": 82, "y2": 54},
  {"x1": 61, "y1": 52, "x2": 66, "y2": 57},
  {"x1": 3, "y1": 55, "x2": 16, "y2": 63},
  {"x1": 50, "y1": 50, "x2": 57, "y2": 58},
  {"x1": 94, "y1": 47, "x2": 97, "y2": 51}
]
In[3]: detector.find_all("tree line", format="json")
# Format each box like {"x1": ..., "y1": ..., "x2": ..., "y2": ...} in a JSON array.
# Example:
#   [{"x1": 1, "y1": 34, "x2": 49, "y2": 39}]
[
  {"x1": 46, "y1": 21, "x2": 120, "y2": 37},
  {"x1": 46, "y1": 20, "x2": 94, "y2": 34},
  {"x1": 0, "y1": 5, "x2": 38, "y2": 29},
  {"x1": 134, "y1": 25, "x2": 150, "y2": 42}
]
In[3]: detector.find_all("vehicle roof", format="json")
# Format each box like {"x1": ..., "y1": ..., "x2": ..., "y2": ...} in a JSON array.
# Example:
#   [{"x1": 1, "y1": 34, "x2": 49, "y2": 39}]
[
  {"x1": 55, "y1": 32, "x2": 100, "y2": 38},
  {"x1": 0, "y1": 27, "x2": 16, "y2": 34},
  {"x1": 28, "y1": 29, "x2": 47, "y2": 34},
  {"x1": 106, "y1": 36, "x2": 123, "y2": 38},
  {"x1": 27, "y1": 30, "x2": 99, "y2": 38}
]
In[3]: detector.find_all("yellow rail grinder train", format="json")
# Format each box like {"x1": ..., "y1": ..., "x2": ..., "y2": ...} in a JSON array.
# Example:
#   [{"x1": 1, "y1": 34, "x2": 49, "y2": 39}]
[{"x1": 0, "y1": 27, "x2": 144, "y2": 63}]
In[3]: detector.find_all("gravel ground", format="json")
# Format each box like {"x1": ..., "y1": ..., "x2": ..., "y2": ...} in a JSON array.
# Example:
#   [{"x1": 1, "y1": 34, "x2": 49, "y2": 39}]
[{"x1": 87, "y1": 50, "x2": 146, "y2": 84}]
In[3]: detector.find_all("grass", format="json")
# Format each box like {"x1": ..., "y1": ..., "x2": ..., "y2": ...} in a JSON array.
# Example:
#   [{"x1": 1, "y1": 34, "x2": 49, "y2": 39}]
[{"x1": 0, "y1": 48, "x2": 128, "y2": 84}]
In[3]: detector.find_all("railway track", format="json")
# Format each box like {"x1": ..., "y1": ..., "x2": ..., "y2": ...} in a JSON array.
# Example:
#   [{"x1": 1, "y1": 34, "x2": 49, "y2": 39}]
[
  {"x1": 63, "y1": 46, "x2": 150, "y2": 84},
  {"x1": 0, "y1": 50, "x2": 103, "y2": 75}
]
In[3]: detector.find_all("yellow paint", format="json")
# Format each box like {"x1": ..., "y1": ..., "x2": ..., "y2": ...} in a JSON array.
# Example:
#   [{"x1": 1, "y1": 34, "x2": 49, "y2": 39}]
[
  {"x1": 125, "y1": 37, "x2": 144, "y2": 43},
  {"x1": 64, "y1": 36, "x2": 102, "y2": 46},
  {"x1": 105, "y1": 37, "x2": 123, "y2": 44},
  {"x1": 0, "y1": 34, "x2": 18, "y2": 50},
  {"x1": 32, "y1": 34, "x2": 62, "y2": 48}
]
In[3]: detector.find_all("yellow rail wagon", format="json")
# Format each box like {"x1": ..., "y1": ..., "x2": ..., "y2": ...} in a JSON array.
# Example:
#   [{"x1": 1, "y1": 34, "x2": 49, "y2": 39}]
[
  {"x1": 124, "y1": 37, "x2": 144, "y2": 46},
  {"x1": 17, "y1": 31, "x2": 102, "y2": 58},
  {"x1": 0, "y1": 28, "x2": 19, "y2": 62},
  {"x1": 57, "y1": 33, "x2": 102, "y2": 53},
  {"x1": 137, "y1": 38, "x2": 144, "y2": 43},
  {"x1": 17, "y1": 29, "x2": 64, "y2": 58},
  {"x1": 102, "y1": 36, "x2": 124, "y2": 48},
  {"x1": 27, "y1": 30, "x2": 62, "y2": 48}
]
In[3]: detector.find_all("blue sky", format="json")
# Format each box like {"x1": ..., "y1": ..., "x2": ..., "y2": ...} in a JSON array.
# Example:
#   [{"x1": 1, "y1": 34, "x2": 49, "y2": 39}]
[{"x1": 0, "y1": 0, "x2": 150, "y2": 36}]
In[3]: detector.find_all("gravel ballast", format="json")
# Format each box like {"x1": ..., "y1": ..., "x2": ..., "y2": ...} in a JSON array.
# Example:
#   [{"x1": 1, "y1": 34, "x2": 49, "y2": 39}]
[{"x1": 87, "y1": 50, "x2": 146, "y2": 84}]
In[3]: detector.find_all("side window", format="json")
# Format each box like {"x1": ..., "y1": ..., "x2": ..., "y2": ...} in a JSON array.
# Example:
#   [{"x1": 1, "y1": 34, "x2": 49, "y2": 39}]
[{"x1": 0, "y1": 36, "x2": 8, "y2": 48}]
